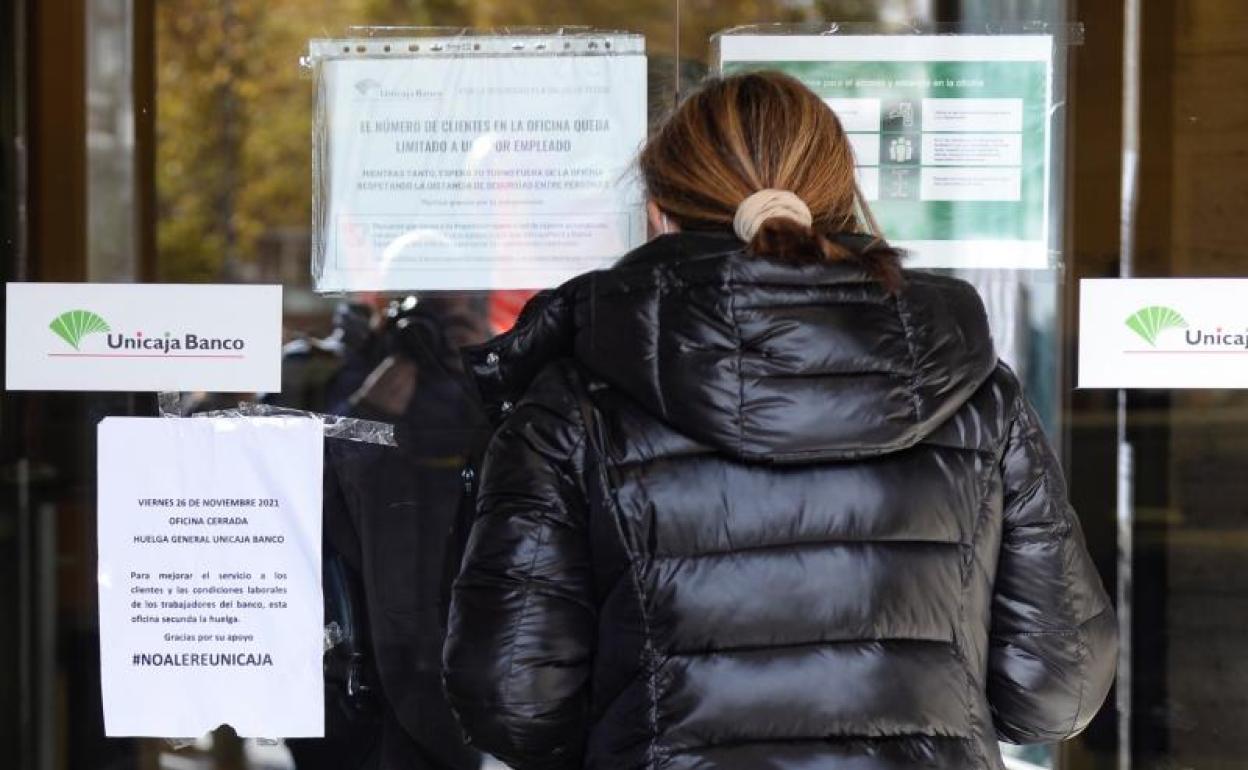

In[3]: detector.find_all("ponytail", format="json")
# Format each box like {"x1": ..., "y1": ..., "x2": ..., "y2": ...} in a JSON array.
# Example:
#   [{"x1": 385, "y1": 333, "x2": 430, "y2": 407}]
[
  {"x1": 748, "y1": 217, "x2": 825, "y2": 265},
  {"x1": 638, "y1": 71, "x2": 904, "y2": 292},
  {"x1": 735, "y1": 189, "x2": 904, "y2": 292}
]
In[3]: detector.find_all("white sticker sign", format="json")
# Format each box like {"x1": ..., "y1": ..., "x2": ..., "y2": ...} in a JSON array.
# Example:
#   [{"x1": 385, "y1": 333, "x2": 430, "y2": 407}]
[
  {"x1": 98, "y1": 417, "x2": 324, "y2": 738},
  {"x1": 312, "y1": 38, "x2": 648, "y2": 292},
  {"x1": 5, "y1": 283, "x2": 281, "y2": 393},
  {"x1": 1079, "y1": 279, "x2": 1248, "y2": 389}
]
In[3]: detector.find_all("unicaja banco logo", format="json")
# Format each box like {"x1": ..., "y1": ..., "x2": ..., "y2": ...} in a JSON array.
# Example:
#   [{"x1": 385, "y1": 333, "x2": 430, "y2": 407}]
[
  {"x1": 1125, "y1": 305, "x2": 1188, "y2": 347},
  {"x1": 47, "y1": 309, "x2": 246, "y2": 356},
  {"x1": 1124, "y1": 305, "x2": 1248, "y2": 352},
  {"x1": 354, "y1": 78, "x2": 440, "y2": 99},
  {"x1": 354, "y1": 78, "x2": 382, "y2": 96},
  {"x1": 49, "y1": 309, "x2": 111, "y2": 350}
]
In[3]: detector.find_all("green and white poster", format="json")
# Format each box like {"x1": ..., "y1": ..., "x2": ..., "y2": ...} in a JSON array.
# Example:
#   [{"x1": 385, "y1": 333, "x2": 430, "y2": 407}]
[{"x1": 719, "y1": 34, "x2": 1054, "y2": 269}]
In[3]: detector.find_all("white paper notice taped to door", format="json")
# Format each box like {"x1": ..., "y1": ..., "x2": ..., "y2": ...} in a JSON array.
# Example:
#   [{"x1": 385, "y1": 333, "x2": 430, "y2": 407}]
[
  {"x1": 311, "y1": 35, "x2": 648, "y2": 292},
  {"x1": 98, "y1": 417, "x2": 324, "y2": 738}
]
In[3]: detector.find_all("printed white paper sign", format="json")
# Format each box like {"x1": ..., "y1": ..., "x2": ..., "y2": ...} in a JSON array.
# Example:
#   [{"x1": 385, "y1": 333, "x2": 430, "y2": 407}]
[
  {"x1": 5, "y1": 283, "x2": 282, "y2": 392},
  {"x1": 1079, "y1": 279, "x2": 1248, "y2": 389},
  {"x1": 314, "y1": 42, "x2": 648, "y2": 291},
  {"x1": 97, "y1": 417, "x2": 324, "y2": 737}
]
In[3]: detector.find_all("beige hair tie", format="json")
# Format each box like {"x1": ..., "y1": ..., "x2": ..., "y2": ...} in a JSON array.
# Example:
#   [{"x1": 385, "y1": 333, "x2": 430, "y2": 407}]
[{"x1": 732, "y1": 189, "x2": 813, "y2": 242}]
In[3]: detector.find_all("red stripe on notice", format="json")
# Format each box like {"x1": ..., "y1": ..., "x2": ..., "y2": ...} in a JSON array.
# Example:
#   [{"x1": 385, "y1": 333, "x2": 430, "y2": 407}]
[{"x1": 47, "y1": 353, "x2": 245, "y2": 359}]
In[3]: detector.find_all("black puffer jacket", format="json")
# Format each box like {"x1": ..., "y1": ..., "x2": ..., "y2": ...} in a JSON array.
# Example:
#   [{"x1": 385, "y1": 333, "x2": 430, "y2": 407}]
[{"x1": 444, "y1": 232, "x2": 1117, "y2": 770}]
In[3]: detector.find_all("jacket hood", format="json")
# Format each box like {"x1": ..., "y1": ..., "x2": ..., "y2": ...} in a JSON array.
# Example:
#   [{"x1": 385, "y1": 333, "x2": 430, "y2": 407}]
[{"x1": 465, "y1": 231, "x2": 997, "y2": 463}]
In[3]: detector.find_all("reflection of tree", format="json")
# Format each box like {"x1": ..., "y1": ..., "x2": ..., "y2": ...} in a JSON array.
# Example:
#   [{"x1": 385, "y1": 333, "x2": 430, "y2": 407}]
[
  {"x1": 158, "y1": 0, "x2": 382, "y2": 281},
  {"x1": 155, "y1": 0, "x2": 916, "y2": 282}
]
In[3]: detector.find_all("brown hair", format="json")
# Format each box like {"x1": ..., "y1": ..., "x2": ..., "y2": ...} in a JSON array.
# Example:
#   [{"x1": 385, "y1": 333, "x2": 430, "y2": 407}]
[{"x1": 638, "y1": 71, "x2": 902, "y2": 290}]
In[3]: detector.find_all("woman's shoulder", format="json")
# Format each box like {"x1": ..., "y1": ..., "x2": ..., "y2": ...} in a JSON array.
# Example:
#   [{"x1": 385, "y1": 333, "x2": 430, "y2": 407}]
[
  {"x1": 899, "y1": 268, "x2": 984, "y2": 301},
  {"x1": 502, "y1": 358, "x2": 590, "y2": 430},
  {"x1": 611, "y1": 231, "x2": 743, "y2": 271}
]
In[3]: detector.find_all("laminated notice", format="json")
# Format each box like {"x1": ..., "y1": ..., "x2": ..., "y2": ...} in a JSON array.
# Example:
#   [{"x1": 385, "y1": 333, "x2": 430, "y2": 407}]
[
  {"x1": 312, "y1": 36, "x2": 648, "y2": 291},
  {"x1": 97, "y1": 417, "x2": 324, "y2": 738},
  {"x1": 719, "y1": 34, "x2": 1055, "y2": 269}
]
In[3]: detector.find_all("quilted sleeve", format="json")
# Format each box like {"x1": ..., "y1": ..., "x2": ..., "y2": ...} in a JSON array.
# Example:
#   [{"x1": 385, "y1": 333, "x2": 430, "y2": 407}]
[
  {"x1": 988, "y1": 391, "x2": 1118, "y2": 744},
  {"x1": 443, "y1": 384, "x2": 595, "y2": 770}
]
